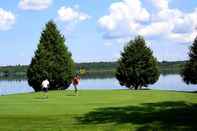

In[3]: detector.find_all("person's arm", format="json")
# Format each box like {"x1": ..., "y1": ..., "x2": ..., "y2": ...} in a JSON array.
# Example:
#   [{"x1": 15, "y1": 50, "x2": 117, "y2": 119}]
[{"x1": 47, "y1": 81, "x2": 50, "y2": 88}]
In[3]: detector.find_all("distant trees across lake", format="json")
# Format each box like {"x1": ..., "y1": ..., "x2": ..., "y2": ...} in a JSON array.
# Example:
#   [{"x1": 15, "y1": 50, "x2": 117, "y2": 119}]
[{"x1": 0, "y1": 61, "x2": 186, "y2": 79}]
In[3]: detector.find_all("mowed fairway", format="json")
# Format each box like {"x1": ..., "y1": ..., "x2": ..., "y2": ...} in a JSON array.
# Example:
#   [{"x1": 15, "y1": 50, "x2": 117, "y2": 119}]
[{"x1": 0, "y1": 90, "x2": 197, "y2": 131}]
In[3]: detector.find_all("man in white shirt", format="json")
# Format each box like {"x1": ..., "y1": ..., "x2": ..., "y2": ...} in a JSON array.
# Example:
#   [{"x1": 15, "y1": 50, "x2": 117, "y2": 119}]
[{"x1": 42, "y1": 79, "x2": 49, "y2": 98}]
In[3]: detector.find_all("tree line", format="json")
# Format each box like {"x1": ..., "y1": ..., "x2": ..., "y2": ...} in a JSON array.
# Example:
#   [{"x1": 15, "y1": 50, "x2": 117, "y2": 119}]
[{"x1": 0, "y1": 61, "x2": 186, "y2": 78}]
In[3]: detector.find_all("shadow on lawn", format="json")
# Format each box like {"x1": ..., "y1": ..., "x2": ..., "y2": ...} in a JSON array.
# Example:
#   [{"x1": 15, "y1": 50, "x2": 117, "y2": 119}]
[{"x1": 76, "y1": 101, "x2": 197, "y2": 130}]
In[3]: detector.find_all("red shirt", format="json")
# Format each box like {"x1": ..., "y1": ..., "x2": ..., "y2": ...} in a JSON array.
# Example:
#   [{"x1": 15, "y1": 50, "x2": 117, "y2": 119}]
[{"x1": 73, "y1": 77, "x2": 80, "y2": 85}]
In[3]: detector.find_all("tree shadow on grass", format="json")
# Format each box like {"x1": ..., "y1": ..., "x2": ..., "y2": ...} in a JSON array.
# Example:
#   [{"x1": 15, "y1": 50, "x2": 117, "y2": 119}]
[{"x1": 76, "y1": 101, "x2": 197, "y2": 130}]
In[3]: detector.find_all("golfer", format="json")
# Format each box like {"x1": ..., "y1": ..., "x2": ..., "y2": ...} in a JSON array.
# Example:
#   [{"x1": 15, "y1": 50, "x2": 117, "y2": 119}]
[
  {"x1": 42, "y1": 79, "x2": 49, "y2": 98},
  {"x1": 72, "y1": 75, "x2": 80, "y2": 95}
]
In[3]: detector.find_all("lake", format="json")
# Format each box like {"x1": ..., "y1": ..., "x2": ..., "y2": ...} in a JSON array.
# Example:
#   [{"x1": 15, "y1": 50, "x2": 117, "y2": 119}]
[{"x1": 0, "y1": 74, "x2": 197, "y2": 95}]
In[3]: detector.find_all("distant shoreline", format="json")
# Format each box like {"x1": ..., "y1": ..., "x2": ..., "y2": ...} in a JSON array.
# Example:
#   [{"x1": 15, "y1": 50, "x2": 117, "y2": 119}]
[{"x1": 0, "y1": 61, "x2": 186, "y2": 79}]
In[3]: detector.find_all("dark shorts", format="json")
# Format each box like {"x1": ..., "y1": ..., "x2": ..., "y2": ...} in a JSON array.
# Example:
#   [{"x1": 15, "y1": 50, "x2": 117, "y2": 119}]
[{"x1": 43, "y1": 88, "x2": 48, "y2": 93}]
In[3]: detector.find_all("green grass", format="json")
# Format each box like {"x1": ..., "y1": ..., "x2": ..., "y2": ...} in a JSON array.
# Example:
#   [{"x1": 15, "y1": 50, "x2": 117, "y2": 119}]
[{"x1": 0, "y1": 90, "x2": 197, "y2": 131}]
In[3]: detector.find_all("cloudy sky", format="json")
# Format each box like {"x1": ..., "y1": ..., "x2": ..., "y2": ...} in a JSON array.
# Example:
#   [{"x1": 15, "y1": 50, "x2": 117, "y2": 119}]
[{"x1": 1, "y1": 0, "x2": 197, "y2": 65}]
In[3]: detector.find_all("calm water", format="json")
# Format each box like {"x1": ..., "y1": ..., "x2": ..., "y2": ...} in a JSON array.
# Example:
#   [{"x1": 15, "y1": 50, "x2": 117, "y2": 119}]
[{"x1": 0, "y1": 74, "x2": 197, "y2": 95}]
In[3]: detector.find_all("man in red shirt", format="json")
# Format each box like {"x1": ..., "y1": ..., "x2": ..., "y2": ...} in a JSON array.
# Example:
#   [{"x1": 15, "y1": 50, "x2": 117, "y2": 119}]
[{"x1": 72, "y1": 74, "x2": 80, "y2": 95}]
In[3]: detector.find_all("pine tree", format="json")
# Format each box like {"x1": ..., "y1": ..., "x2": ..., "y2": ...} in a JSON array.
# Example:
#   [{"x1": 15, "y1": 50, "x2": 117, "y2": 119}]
[
  {"x1": 182, "y1": 37, "x2": 197, "y2": 84},
  {"x1": 116, "y1": 36, "x2": 159, "y2": 90},
  {"x1": 27, "y1": 21, "x2": 75, "y2": 92}
]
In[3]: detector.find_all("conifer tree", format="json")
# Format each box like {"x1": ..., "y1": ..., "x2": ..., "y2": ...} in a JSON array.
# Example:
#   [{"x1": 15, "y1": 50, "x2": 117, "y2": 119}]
[
  {"x1": 182, "y1": 37, "x2": 197, "y2": 84},
  {"x1": 27, "y1": 21, "x2": 75, "y2": 91},
  {"x1": 116, "y1": 36, "x2": 159, "y2": 90}
]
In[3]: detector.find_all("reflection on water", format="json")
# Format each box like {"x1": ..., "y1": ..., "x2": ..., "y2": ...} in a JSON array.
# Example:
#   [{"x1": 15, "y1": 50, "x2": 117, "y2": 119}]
[
  {"x1": 0, "y1": 74, "x2": 197, "y2": 95},
  {"x1": 0, "y1": 80, "x2": 34, "y2": 95},
  {"x1": 77, "y1": 78, "x2": 126, "y2": 90},
  {"x1": 149, "y1": 75, "x2": 197, "y2": 91}
]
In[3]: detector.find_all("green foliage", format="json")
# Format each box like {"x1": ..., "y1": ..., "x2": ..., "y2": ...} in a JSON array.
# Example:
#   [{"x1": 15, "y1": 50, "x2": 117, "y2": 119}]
[
  {"x1": 76, "y1": 62, "x2": 118, "y2": 70},
  {"x1": 116, "y1": 36, "x2": 160, "y2": 89},
  {"x1": 27, "y1": 21, "x2": 75, "y2": 91},
  {"x1": 182, "y1": 37, "x2": 197, "y2": 84}
]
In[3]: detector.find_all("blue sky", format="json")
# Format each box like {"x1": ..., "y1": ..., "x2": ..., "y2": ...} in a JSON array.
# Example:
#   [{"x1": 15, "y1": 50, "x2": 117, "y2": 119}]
[{"x1": 0, "y1": 0, "x2": 197, "y2": 65}]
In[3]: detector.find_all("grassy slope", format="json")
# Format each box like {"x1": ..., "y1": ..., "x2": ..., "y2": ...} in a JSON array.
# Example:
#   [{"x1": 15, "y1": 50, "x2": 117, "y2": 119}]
[{"x1": 0, "y1": 90, "x2": 197, "y2": 131}]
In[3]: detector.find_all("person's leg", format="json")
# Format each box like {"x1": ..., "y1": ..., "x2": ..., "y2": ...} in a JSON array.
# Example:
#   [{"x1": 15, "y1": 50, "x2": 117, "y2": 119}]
[
  {"x1": 46, "y1": 88, "x2": 49, "y2": 98},
  {"x1": 74, "y1": 84, "x2": 78, "y2": 95},
  {"x1": 43, "y1": 88, "x2": 48, "y2": 99},
  {"x1": 43, "y1": 88, "x2": 46, "y2": 99}
]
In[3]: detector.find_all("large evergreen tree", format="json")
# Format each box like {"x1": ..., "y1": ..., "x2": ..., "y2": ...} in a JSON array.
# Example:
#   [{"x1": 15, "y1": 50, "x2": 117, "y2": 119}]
[
  {"x1": 116, "y1": 36, "x2": 159, "y2": 90},
  {"x1": 27, "y1": 21, "x2": 75, "y2": 92},
  {"x1": 182, "y1": 37, "x2": 197, "y2": 84}
]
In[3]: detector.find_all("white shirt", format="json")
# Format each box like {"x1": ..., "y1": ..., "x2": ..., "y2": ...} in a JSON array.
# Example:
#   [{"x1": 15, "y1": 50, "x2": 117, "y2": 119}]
[{"x1": 42, "y1": 80, "x2": 49, "y2": 88}]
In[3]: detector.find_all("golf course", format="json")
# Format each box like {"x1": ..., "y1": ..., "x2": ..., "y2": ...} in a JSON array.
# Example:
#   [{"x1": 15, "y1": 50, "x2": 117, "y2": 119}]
[
  {"x1": 2, "y1": 0, "x2": 197, "y2": 131},
  {"x1": 0, "y1": 90, "x2": 196, "y2": 131}
]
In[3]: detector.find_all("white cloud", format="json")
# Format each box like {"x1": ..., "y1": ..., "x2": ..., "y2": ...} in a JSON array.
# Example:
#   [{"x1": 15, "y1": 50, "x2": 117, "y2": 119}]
[
  {"x1": 151, "y1": 0, "x2": 169, "y2": 10},
  {"x1": 98, "y1": 0, "x2": 197, "y2": 44},
  {"x1": 18, "y1": 0, "x2": 52, "y2": 10},
  {"x1": 57, "y1": 6, "x2": 90, "y2": 23},
  {"x1": 0, "y1": 8, "x2": 15, "y2": 31},
  {"x1": 98, "y1": 0, "x2": 149, "y2": 33},
  {"x1": 139, "y1": 21, "x2": 172, "y2": 37}
]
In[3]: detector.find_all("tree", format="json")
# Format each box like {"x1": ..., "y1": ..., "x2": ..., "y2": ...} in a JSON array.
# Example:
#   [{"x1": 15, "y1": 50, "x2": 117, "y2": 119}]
[
  {"x1": 116, "y1": 36, "x2": 159, "y2": 90},
  {"x1": 27, "y1": 21, "x2": 75, "y2": 92},
  {"x1": 181, "y1": 37, "x2": 197, "y2": 84}
]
